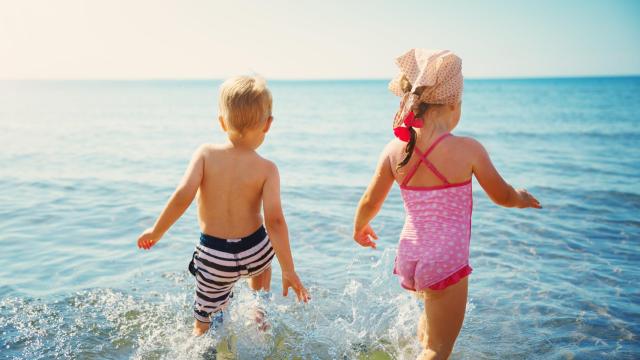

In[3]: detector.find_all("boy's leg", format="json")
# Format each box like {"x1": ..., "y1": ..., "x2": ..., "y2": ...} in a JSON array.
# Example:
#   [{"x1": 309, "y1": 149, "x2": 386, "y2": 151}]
[
  {"x1": 192, "y1": 272, "x2": 236, "y2": 336},
  {"x1": 417, "y1": 277, "x2": 468, "y2": 360},
  {"x1": 247, "y1": 265, "x2": 272, "y2": 331},
  {"x1": 193, "y1": 319, "x2": 211, "y2": 336},
  {"x1": 248, "y1": 265, "x2": 272, "y2": 291}
]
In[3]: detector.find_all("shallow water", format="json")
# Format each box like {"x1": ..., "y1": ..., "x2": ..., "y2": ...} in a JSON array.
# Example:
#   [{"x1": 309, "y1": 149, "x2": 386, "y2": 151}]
[{"x1": 1, "y1": 78, "x2": 639, "y2": 359}]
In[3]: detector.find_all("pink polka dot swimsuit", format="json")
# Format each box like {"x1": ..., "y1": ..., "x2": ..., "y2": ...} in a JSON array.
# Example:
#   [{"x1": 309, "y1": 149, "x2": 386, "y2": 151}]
[{"x1": 393, "y1": 133, "x2": 473, "y2": 291}]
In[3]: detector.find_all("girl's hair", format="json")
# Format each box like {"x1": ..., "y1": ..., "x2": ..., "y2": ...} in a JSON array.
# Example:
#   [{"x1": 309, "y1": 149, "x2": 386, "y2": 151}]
[{"x1": 396, "y1": 76, "x2": 429, "y2": 170}]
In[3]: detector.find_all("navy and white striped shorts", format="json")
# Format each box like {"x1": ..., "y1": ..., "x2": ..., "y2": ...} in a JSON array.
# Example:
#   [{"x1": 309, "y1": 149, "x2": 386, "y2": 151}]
[{"x1": 191, "y1": 225, "x2": 274, "y2": 323}]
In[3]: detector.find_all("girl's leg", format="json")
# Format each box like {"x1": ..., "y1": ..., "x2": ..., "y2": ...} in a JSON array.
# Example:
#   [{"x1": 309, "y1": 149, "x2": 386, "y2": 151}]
[
  {"x1": 417, "y1": 276, "x2": 469, "y2": 360},
  {"x1": 417, "y1": 311, "x2": 428, "y2": 347}
]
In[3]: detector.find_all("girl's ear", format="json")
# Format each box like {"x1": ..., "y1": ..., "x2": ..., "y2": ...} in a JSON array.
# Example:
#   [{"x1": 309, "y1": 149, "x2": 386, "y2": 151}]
[
  {"x1": 218, "y1": 116, "x2": 228, "y2": 132},
  {"x1": 262, "y1": 116, "x2": 273, "y2": 133}
]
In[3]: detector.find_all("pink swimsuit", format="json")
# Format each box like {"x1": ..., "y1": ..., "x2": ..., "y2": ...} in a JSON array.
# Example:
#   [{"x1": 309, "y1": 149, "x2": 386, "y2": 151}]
[{"x1": 393, "y1": 133, "x2": 473, "y2": 291}]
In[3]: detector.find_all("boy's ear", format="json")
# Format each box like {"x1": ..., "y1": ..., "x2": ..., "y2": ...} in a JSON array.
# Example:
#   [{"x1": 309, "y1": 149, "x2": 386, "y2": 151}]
[
  {"x1": 218, "y1": 116, "x2": 228, "y2": 132},
  {"x1": 262, "y1": 116, "x2": 273, "y2": 133}
]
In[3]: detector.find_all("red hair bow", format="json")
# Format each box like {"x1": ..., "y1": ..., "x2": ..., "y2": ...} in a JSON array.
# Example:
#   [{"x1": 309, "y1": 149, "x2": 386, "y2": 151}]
[{"x1": 393, "y1": 111, "x2": 422, "y2": 142}]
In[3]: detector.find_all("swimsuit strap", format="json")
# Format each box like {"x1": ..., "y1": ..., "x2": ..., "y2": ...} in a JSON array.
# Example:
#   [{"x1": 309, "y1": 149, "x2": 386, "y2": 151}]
[{"x1": 401, "y1": 133, "x2": 452, "y2": 187}]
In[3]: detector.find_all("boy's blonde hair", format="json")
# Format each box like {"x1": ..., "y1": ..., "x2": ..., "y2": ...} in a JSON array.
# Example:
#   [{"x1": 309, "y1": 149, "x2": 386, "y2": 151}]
[{"x1": 218, "y1": 76, "x2": 272, "y2": 133}]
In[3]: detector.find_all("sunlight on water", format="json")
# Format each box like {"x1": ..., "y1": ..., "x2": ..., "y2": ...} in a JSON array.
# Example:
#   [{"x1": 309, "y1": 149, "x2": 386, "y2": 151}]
[{"x1": 1, "y1": 78, "x2": 639, "y2": 359}]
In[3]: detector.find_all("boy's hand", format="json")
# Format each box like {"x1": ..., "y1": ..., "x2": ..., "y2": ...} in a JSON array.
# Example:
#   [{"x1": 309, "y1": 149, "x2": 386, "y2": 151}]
[
  {"x1": 282, "y1": 271, "x2": 310, "y2": 303},
  {"x1": 353, "y1": 224, "x2": 378, "y2": 249},
  {"x1": 516, "y1": 189, "x2": 542, "y2": 209},
  {"x1": 137, "y1": 228, "x2": 161, "y2": 250}
]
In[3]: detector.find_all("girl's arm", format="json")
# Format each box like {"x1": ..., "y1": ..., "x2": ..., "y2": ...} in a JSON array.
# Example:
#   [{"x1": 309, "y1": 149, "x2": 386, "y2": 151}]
[
  {"x1": 353, "y1": 145, "x2": 395, "y2": 248},
  {"x1": 138, "y1": 146, "x2": 205, "y2": 249},
  {"x1": 469, "y1": 139, "x2": 541, "y2": 209},
  {"x1": 263, "y1": 161, "x2": 310, "y2": 302}
]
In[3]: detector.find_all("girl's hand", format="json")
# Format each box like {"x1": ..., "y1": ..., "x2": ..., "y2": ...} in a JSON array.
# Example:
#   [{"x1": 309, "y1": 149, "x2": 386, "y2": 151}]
[
  {"x1": 515, "y1": 189, "x2": 542, "y2": 209},
  {"x1": 353, "y1": 224, "x2": 378, "y2": 249},
  {"x1": 137, "y1": 228, "x2": 161, "y2": 250},
  {"x1": 282, "y1": 271, "x2": 310, "y2": 303}
]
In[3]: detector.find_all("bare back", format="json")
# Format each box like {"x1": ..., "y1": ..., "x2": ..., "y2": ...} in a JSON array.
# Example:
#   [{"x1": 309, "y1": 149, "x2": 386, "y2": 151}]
[
  {"x1": 197, "y1": 144, "x2": 270, "y2": 238},
  {"x1": 387, "y1": 134, "x2": 474, "y2": 187}
]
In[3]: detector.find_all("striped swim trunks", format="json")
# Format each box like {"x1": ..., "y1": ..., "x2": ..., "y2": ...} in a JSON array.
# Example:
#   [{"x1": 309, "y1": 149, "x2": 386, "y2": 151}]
[{"x1": 191, "y1": 225, "x2": 275, "y2": 323}]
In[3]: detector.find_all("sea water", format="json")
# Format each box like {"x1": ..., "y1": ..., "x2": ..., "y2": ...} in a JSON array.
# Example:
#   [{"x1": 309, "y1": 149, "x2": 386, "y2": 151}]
[{"x1": 0, "y1": 77, "x2": 638, "y2": 359}]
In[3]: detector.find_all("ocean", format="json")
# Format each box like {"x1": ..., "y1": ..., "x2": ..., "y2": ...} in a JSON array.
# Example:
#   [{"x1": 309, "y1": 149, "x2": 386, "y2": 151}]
[{"x1": 0, "y1": 77, "x2": 639, "y2": 359}]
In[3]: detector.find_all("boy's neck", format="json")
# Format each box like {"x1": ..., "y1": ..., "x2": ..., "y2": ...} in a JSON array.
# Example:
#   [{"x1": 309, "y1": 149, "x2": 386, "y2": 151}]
[{"x1": 227, "y1": 131, "x2": 262, "y2": 151}]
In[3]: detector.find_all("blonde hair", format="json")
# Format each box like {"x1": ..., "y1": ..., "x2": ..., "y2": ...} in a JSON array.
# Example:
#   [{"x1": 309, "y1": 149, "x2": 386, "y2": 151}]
[{"x1": 218, "y1": 76, "x2": 272, "y2": 133}]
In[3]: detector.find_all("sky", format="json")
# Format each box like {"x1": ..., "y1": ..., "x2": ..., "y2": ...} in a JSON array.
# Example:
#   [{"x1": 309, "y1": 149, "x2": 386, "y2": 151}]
[{"x1": 1, "y1": 0, "x2": 639, "y2": 79}]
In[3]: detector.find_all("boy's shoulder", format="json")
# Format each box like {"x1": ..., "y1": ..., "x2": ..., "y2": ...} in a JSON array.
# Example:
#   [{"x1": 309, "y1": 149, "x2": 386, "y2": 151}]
[
  {"x1": 192, "y1": 143, "x2": 216, "y2": 157},
  {"x1": 249, "y1": 154, "x2": 279, "y2": 183},
  {"x1": 197, "y1": 143, "x2": 277, "y2": 178},
  {"x1": 197, "y1": 143, "x2": 225, "y2": 153},
  {"x1": 198, "y1": 144, "x2": 275, "y2": 164},
  {"x1": 254, "y1": 154, "x2": 279, "y2": 174}
]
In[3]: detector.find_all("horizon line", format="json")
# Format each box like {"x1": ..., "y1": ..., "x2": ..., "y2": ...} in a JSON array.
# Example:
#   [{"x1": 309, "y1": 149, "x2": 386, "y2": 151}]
[{"x1": 1, "y1": 74, "x2": 639, "y2": 82}]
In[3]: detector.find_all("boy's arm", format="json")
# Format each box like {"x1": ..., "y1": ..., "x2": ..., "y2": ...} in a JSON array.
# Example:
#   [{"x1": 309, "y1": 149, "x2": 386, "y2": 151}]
[
  {"x1": 353, "y1": 144, "x2": 395, "y2": 248},
  {"x1": 469, "y1": 139, "x2": 541, "y2": 209},
  {"x1": 262, "y1": 161, "x2": 309, "y2": 302},
  {"x1": 138, "y1": 146, "x2": 206, "y2": 249}
]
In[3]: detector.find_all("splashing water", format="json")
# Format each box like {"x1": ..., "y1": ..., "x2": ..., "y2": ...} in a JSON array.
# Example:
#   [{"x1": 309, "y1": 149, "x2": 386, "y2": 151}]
[{"x1": 2, "y1": 249, "x2": 434, "y2": 359}]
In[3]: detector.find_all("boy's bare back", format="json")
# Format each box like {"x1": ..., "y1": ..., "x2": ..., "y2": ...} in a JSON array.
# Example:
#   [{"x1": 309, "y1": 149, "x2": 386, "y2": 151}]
[{"x1": 197, "y1": 143, "x2": 275, "y2": 238}]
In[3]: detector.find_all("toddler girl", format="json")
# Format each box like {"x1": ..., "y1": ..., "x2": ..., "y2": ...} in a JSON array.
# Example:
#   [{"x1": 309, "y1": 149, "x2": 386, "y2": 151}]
[{"x1": 353, "y1": 49, "x2": 541, "y2": 359}]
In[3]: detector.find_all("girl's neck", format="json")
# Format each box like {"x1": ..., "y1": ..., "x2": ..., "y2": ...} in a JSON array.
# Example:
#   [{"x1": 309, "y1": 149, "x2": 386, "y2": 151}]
[
  {"x1": 415, "y1": 121, "x2": 450, "y2": 145},
  {"x1": 415, "y1": 106, "x2": 453, "y2": 142}
]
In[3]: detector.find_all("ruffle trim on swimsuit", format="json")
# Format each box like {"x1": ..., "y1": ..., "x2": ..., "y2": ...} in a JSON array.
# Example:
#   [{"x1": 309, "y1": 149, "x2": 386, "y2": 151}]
[
  {"x1": 426, "y1": 264, "x2": 472, "y2": 290},
  {"x1": 394, "y1": 263, "x2": 473, "y2": 291}
]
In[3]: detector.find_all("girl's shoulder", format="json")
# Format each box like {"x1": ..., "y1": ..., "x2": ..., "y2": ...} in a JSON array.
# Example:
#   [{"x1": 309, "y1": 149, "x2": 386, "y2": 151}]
[
  {"x1": 381, "y1": 134, "x2": 487, "y2": 164},
  {"x1": 381, "y1": 138, "x2": 406, "y2": 161},
  {"x1": 450, "y1": 134, "x2": 482, "y2": 148},
  {"x1": 383, "y1": 138, "x2": 405, "y2": 152},
  {"x1": 384, "y1": 134, "x2": 482, "y2": 152},
  {"x1": 448, "y1": 134, "x2": 488, "y2": 162}
]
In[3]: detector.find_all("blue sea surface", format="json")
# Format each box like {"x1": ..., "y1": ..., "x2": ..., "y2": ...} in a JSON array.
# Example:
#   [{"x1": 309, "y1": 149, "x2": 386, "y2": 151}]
[{"x1": 0, "y1": 77, "x2": 639, "y2": 359}]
